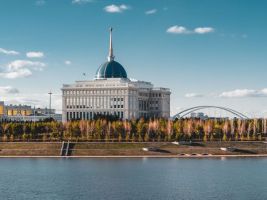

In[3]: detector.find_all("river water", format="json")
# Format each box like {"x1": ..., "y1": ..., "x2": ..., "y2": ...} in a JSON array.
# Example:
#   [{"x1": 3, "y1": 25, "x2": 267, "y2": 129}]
[{"x1": 0, "y1": 158, "x2": 266, "y2": 200}]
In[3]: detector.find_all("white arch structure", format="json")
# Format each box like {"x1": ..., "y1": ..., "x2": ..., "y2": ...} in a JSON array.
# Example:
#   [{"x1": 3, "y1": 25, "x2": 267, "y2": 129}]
[{"x1": 172, "y1": 106, "x2": 249, "y2": 119}]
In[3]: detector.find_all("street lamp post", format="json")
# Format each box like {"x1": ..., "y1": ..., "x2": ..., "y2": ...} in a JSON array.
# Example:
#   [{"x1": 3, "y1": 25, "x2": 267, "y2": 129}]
[{"x1": 48, "y1": 91, "x2": 52, "y2": 119}]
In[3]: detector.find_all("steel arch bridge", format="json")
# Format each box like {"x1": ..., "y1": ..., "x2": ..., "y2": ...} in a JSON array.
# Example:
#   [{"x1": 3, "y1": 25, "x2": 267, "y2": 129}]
[{"x1": 172, "y1": 106, "x2": 249, "y2": 119}]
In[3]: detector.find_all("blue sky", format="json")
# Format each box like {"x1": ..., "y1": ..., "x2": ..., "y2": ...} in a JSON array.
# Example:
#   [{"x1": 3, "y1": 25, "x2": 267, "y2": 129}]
[{"x1": 0, "y1": 0, "x2": 267, "y2": 117}]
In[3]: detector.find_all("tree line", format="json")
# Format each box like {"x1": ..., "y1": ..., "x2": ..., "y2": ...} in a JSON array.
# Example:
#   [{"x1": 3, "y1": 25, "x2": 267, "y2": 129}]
[{"x1": 0, "y1": 118, "x2": 266, "y2": 142}]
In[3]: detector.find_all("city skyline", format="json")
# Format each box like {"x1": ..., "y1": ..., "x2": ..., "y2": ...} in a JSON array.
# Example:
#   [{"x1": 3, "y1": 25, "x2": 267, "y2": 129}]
[{"x1": 0, "y1": 0, "x2": 267, "y2": 117}]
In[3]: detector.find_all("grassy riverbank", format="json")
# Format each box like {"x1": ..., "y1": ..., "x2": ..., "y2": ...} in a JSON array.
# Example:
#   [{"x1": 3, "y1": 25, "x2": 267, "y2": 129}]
[{"x1": 0, "y1": 141, "x2": 267, "y2": 157}]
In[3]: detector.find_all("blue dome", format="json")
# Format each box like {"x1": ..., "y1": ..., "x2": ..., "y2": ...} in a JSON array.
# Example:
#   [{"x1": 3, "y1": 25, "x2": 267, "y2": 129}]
[{"x1": 95, "y1": 60, "x2": 127, "y2": 79}]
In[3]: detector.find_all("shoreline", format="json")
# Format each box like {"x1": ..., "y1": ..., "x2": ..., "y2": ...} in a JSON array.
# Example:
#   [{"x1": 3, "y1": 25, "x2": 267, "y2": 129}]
[
  {"x1": 1, "y1": 154, "x2": 267, "y2": 158},
  {"x1": 1, "y1": 142, "x2": 267, "y2": 158}
]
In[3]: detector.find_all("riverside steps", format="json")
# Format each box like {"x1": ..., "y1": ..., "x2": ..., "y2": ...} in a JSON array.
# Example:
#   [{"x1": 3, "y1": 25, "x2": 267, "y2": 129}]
[
  {"x1": 60, "y1": 141, "x2": 75, "y2": 156},
  {"x1": 65, "y1": 141, "x2": 70, "y2": 156},
  {"x1": 60, "y1": 141, "x2": 65, "y2": 156}
]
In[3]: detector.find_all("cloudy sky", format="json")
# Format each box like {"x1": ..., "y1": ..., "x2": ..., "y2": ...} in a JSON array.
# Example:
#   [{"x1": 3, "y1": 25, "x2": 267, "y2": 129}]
[{"x1": 0, "y1": 0, "x2": 267, "y2": 117}]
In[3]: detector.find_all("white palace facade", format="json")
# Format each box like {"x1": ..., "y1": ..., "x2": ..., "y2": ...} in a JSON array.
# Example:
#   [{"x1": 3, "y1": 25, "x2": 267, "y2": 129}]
[{"x1": 62, "y1": 28, "x2": 170, "y2": 122}]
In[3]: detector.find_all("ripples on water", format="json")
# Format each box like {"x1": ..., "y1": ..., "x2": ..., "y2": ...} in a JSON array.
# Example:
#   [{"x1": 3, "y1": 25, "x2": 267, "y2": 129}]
[{"x1": 0, "y1": 158, "x2": 266, "y2": 200}]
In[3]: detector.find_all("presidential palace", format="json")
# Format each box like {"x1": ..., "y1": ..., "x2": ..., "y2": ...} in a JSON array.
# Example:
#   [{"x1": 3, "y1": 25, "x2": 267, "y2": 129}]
[{"x1": 62, "y1": 28, "x2": 170, "y2": 122}]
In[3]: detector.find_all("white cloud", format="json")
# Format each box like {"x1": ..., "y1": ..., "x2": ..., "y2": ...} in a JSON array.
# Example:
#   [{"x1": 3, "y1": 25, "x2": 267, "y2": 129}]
[
  {"x1": 145, "y1": 9, "x2": 157, "y2": 15},
  {"x1": 65, "y1": 60, "x2": 72, "y2": 65},
  {"x1": 167, "y1": 25, "x2": 215, "y2": 34},
  {"x1": 219, "y1": 88, "x2": 267, "y2": 98},
  {"x1": 167, "y1": 26, "x2": 189, "y2": 34},
  {"x1": 104, "y1": 4, "x2": 130, "y2": 13},
  {"x1": 194, "y1": 27, "x2": 214, "y2": 34},
  {"x1": 26, "y1": 51, "x2": 44, "y2": 58},
  {"x1": 7, "y1": 60, "x2": 45, "y2": 71},
  {"x1": 185, "y1": 93, "x2": 204, "y2": 98},
  {"x1": 0, "y1": 48, "x2": 19, "y2": 55},
  {"x1": 0, "y1": 86, "x2": 19, "y2": 94},
  {"x1": 0, "y1": 60, "x2": 46, "y2": 79},
  {"x1": 72, "y1": 0, "x2": 93, "y2": 4},
  {"x1": 0, "y1": 69, "x2": 32, "y2": 79}
]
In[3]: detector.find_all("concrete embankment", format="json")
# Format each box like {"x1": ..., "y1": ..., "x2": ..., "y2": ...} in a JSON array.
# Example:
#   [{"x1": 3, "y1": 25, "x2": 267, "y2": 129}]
[
  {"x1": 0, "y1": 141, "x2": 267, "y2": 157},
  {"x1": 0, "y1": 142, "x2": 62, "y2": 156}
]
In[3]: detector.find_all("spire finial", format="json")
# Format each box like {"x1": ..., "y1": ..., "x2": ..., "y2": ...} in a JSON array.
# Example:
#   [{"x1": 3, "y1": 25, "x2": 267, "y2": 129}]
[{"x1": 108, "y1": 27, "x2": 114, "y2": 61}]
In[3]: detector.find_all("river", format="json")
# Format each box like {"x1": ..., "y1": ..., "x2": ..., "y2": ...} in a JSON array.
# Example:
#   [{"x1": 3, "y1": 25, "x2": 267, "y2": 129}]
[{"x1": 0, "y1": 158, "x2": 266, "y2": 200}]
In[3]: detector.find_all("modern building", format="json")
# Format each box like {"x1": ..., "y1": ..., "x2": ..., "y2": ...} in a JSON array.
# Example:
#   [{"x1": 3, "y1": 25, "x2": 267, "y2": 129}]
[
  {"x1": 0, "y1": 101, "x2": 62, "y2": 122},
  {"x1": 5, "y1": 104, "x2": 33, "y2": 116},
  {"x1": 190, "y1": 112, "x2": 207, "y2": 119},
  {"x1": 0, "y1": 101, "x2": 4, "y2": 120},
  {"x1": 62, "y1": 28, "x2": 171, "y2": 122}
]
